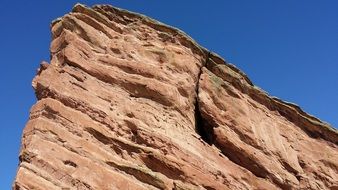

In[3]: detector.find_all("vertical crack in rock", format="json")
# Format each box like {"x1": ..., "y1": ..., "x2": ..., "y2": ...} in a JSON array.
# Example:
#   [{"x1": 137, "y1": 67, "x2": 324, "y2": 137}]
[
  {"x1": 194, "y1": 54, "x2": 270, "y2": 183},
  {"x1": 194, "y1": 101, "x2": 214, "y2": 145},
  {"x1": 195, "y1": 52, "x2": 215, "y2": 145}
]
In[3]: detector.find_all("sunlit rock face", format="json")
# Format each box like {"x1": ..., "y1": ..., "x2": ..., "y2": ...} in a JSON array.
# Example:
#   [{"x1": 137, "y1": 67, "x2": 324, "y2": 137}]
[{"x1": 13, "y1": 3, "x2": 338, "y2": 190}]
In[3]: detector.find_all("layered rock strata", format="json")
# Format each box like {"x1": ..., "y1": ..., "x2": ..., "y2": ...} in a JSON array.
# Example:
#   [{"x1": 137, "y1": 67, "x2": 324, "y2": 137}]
[{"x1": 14, "y1": 3, "x2": 338, "y2": 190}]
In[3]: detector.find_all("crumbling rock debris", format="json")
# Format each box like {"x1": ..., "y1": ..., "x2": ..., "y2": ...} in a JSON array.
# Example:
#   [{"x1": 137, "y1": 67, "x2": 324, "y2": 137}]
[{"x1": 13, "y1": 3, "x2": 338, "y2": 190}]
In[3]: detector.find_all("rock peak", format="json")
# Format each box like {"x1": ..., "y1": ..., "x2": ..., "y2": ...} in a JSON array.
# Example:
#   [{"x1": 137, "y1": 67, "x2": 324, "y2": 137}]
[{"x1": 14, "y1": 3, "x2": 337, "y2": 190}]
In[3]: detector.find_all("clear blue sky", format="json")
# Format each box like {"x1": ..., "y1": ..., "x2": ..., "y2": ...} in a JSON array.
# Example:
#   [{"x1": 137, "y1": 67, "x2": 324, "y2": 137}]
[{"x1": 1, "y1": 0, "x2": 337, "y2": 188}]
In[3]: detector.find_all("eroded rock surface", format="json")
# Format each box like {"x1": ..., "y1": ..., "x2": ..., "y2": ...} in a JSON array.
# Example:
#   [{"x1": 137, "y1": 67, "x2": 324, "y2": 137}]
[{"x1": 14, "y1": 3, "x2": 338, "y2": 190}]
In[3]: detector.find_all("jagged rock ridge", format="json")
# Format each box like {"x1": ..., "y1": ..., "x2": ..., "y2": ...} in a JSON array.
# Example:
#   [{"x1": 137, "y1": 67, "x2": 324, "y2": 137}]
[{"x1": 14, "y1": 3, "x2": 338, "y2": 190}]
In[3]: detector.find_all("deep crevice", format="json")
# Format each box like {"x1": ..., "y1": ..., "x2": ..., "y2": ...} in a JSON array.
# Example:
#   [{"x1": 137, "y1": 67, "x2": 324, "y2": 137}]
[
  {"x1": 194, "y1": 53, "x2": 269, "y2": 181},
  {"x1": 193, "y1": 53, "x2": 292, "y2": 189},
  {"x1": 195, "y1": 101, "x2": 214, "y2": 145},
  {"x1": 195, "y1": 51, "x2": 214, "y2": 145}
]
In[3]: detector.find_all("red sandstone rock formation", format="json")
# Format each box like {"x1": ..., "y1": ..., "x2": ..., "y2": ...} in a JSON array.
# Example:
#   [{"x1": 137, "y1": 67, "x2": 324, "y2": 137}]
[{"x1": 13, "y1": 3, "x2": 338, "y2": 190}]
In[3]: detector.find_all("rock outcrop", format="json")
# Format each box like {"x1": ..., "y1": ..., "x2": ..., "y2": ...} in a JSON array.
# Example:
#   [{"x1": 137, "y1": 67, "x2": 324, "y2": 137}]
[{"x1": 13, "y1": 3, "x2": 338, "y2": 190}]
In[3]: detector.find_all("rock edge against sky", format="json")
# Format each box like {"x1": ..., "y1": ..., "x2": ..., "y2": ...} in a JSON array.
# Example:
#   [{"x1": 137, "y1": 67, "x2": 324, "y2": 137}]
[{"x1": 13, "y1": 3, "x2": 338, "y2": 190}]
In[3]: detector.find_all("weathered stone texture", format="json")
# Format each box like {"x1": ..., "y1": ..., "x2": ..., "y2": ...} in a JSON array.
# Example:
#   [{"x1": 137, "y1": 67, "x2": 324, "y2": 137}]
[{"x1": 14, "y1": 3, "x2": 337, "y2": 190}]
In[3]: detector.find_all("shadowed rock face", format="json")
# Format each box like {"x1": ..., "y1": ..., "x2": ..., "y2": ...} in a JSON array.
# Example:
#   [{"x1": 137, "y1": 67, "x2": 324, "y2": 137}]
[{"x1": 13, "y1": 3, "x2": 338, "y2": 190}]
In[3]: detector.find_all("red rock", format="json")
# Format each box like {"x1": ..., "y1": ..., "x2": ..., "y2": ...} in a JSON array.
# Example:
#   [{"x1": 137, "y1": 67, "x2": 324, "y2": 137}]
[{"x1": 13, "y1": 3, "x2": 337, "y2": 190}]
